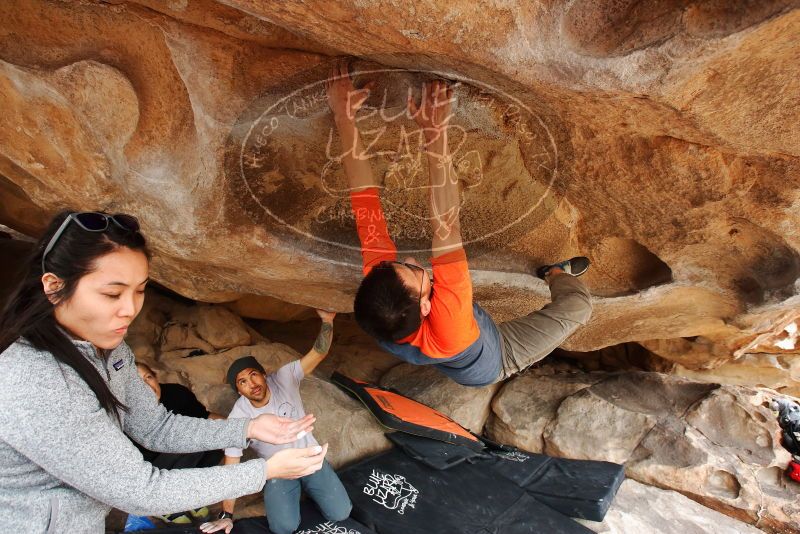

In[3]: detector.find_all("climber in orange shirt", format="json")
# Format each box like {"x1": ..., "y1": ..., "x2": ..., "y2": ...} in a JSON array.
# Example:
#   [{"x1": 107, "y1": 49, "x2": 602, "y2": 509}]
[{"x1": 326, "y1": 62, "x2": 593, "y2": 386}]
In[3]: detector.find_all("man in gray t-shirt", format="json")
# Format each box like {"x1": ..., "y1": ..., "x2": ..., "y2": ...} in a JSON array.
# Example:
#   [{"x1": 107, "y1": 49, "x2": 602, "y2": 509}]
[
  {"x1": 225, "y1": 361, "x2": 319, "y2": 460},
  {"x1": 200, "y1": 311, "x2": 351, "y2": 534}
]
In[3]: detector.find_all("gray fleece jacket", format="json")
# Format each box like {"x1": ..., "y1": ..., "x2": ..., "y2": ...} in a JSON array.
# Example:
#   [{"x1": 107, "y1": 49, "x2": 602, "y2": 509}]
[{"x1": 0, "y1": 337, "x2": 267, "y2": 533}]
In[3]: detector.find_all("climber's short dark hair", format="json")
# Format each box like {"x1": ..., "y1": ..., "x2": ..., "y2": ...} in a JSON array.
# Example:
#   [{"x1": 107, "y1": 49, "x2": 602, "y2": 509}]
[{"x1": 354, "y1": 266, "x2": 421, "y2": 342}]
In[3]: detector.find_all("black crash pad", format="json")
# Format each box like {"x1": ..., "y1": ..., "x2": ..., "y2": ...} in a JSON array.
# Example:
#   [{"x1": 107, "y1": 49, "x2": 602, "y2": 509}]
[
  {"x1": 231, "y1": 501, "x2": 376, "y2": 534},
  {"x1": 483, "y1": 447, "x2": 625, "y2": 522},
  {"x1": 387, "y1": 431, "x2": 486, "y2": 470},
  {"x1": 386, "y1": 431, "x2": 624, "y2": 522},
  {"x1": 337, "y1": 447, "x2": 594, "y2": 534}
]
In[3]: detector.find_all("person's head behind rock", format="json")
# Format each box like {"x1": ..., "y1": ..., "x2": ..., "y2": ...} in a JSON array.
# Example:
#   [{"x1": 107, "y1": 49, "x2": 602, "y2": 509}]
[{"x1": 136, "y1": 361, "x2": 161, "y2": 401}]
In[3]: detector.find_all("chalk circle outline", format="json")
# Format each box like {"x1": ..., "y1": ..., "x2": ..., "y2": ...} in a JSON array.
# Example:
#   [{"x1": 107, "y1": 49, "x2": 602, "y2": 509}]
[{"x1": 237, "y1": 67, "x2": 558, "y2": 256}]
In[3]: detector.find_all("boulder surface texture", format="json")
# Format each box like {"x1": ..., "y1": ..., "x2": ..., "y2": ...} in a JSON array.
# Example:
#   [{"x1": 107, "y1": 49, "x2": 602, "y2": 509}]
[{"x1": 0, "y1": 1, "x2": 797, "y2": 367}]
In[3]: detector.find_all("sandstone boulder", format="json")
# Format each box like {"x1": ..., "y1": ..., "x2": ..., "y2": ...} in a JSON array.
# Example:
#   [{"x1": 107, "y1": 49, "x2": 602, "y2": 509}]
[
  {"x1": 578, "y1": 479, "x2": 763, "y2": 534},
  {"x1": 224, "y1": 294, "x2": 316, "y2": 322},
  {"x1": 159, "y1": 322, "x2": 216, "y2": 355},
  {"x1": 1, "y1": 2, "x2": 799, "y2": 528},
  {"x1": 487, "y1": 370, "x2": 800, "y2": 532},
  {"x1": 164, "y1": 342, "x2": 297, "y2": 401},
  {"x1": 0, "y1": 0, "x2": 797, "y2": 377},
  {"x1": 544, "y1": 388, "x2": 657, "y2": 464},
  {"x1": 300, "y1": 376, "x2": 391, "y2": 469},
  {"x1": 128, "y1": 288, "x2": 265, "y2": 360},
  {"x1": 194, "y1": 305, "x2": 253, "y2": 349},
  {"x1": 488, "y1": 372, "x2": 602, "y2": 452}
]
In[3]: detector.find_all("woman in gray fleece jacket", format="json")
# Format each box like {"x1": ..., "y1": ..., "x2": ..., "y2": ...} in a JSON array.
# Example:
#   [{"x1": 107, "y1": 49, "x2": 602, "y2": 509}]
[{"x1": 0, "y1": 211, "x2": 327, "y2": 533}]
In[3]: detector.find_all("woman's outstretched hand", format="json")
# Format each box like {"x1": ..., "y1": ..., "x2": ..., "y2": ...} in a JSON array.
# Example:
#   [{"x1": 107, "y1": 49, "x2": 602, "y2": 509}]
[
  {"x1": 247, "y1": 413, "x2": 315, "y2": 444},
  {"x1": 266, "y1": 444, "x2": 329, "y2": 479}
]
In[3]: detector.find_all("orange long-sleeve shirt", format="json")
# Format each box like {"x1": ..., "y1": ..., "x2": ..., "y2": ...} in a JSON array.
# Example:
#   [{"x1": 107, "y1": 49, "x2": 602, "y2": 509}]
[{"x1": 350, "y1": 189, "x2": 502, "y2": 385}]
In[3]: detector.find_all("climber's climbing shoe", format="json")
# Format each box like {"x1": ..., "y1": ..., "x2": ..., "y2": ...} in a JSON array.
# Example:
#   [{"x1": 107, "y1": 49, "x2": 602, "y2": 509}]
[{"x1": 536, "y1": 256, "x2": 590, "y2": 279}]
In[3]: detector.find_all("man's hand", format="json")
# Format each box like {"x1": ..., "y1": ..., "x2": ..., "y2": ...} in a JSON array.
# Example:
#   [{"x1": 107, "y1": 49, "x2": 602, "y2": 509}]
[
  {"x1": 315, "y1": 309, "x2": 336, "y2": 324},
  {"x1": 408, "y1": 80, "x2": 455, "y2": 146},
  {"x1": 199, "y1": 518, "x2": 233, "y2": 534},
  {"x1": 326, "y1": 61, "x2": 373, "y2": 124},
  {"x1": 266, "y1": 444, "x2": 329, "y2": 479},
  {"x1": 247, "y1": 413, "x2": 315, "y2": 444}
]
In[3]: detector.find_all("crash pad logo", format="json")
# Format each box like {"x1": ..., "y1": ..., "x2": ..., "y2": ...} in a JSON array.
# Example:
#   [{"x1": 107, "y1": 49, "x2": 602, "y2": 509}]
[
  {"x1": 496, "y1": 450, "x2": 529, "y2": 463},
  {"x1": 297, "y1": 522, "x2": 361, "y2": 534},
  {"x1": 227, "y1": 61, "x2": 559, "y2": 260},
  {"x1": 363, "y1": 469, "x2": 419, "y2": 514}
]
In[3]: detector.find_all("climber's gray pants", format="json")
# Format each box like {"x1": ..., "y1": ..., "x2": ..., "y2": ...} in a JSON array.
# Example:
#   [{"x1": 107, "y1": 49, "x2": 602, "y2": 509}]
[{"x1": 495, "y1": 274, "x2": 592, "y2": 382}]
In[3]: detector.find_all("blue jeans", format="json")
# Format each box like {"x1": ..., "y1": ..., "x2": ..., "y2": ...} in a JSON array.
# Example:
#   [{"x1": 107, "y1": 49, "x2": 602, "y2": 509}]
[{"x1": 263, "y1": 460, "x2": 352, "y2": 534}]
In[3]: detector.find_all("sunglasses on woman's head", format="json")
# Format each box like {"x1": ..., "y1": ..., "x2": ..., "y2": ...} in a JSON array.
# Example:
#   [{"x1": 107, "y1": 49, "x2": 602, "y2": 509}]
[{"x1": 41, "y1": 212, "x2": 140, "y2": 274}]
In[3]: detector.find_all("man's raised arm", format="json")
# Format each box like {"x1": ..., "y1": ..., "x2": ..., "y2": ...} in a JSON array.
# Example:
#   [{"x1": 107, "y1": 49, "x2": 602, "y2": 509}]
[{"x1": 299, "y1": 309, "x2": 336, "y2": 376}]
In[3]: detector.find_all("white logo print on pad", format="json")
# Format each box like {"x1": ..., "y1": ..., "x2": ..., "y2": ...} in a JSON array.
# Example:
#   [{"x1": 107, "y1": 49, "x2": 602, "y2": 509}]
[
  {"x1": 297, "y1": 522, "x2": 361, "y2": 534},
  {"x1": 363, "y1": 469, "x2": 419, "y2": 514}
]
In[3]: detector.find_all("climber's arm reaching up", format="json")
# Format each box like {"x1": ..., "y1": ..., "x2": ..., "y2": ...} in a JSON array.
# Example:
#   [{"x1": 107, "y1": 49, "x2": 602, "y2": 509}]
[
  {"x1": 408, "y1": 80, "x2": 463, "y2": 258},
  {"x1": 326, "y1": 61, "x2": 377, "y2": 193},
  {"x1": 327, "y1": 62, "x2": 397, "y2": 273}
]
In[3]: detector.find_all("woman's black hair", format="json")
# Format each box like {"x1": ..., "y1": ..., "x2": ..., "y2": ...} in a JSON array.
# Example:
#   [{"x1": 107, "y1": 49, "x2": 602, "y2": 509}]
[{"x1": 0, "y1": 210, "x2": 150, "y2": 416}]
